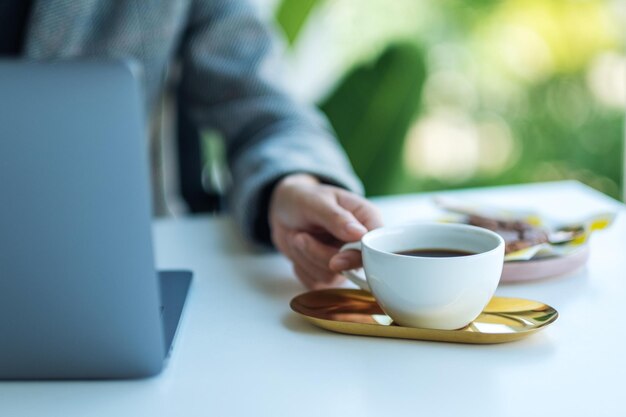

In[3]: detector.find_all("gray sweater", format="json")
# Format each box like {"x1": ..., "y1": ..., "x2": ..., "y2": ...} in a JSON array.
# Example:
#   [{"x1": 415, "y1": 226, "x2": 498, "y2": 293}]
[{"x1": 21, "y1": 0, "x2": 363, "y2": 243}]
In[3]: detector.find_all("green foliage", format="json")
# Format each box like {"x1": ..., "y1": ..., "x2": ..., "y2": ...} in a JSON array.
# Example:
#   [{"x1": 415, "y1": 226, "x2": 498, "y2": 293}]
[
  {"x1": 321, "y1": 43, "x2": 427, "y2": 196},
  {"x1": 273, "y1": 0, "x2": 624, "y2": 199},
  {"x1": 275, "y1": 0, "x2": 321, "y2": 45},
  {"x1": 398, "y1": 72, "x2": 624, "y2": 199},
  {"x1": 508, "y1": 74, "x2": 623, "y2": 198}
]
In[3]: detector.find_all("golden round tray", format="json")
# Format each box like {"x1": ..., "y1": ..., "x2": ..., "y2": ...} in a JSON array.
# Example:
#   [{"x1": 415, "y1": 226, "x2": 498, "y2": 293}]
[{"x1": 290, "y1": 289, "x2": 558, "y2": 344}]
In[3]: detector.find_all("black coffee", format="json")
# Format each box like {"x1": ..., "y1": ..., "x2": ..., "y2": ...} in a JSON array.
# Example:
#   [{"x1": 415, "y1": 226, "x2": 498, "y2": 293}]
[{"x1": 395, "y1": 248, "x2": 475, "y2": 258}]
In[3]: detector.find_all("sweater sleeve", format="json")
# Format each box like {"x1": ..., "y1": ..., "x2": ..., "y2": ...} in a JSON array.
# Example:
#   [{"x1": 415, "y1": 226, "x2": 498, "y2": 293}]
[{"x1": 179, "y1": 0, "x2": 363, "y2": 244}]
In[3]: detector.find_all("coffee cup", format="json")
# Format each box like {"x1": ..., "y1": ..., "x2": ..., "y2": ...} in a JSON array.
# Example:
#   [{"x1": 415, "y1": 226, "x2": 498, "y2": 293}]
[{"x1": 339, "y1": 222, "x2": 505, "y2": 330}]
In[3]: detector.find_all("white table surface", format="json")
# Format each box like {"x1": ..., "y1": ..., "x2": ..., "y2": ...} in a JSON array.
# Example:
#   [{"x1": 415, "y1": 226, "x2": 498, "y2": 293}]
[{"x1": 1, "y1": 181, "x2": 625, "y2": 417}]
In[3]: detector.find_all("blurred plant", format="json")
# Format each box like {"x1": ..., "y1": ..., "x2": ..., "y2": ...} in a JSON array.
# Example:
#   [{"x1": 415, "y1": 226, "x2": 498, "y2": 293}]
[
  {"x1": 274, "y1": 0, "x2": 625, "y2": 199},
  {"x1": 320, "y1": 44, "x2": 427, "y2": 195},
  {"x1": 275, "y1": 0, "x2": 321, "y2": 45},
  {"x1": 275, "y1": 0, "x2": 429, "y2": 195}
]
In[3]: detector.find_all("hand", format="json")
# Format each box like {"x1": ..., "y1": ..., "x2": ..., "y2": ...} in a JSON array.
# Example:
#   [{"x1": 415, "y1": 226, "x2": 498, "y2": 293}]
[{"x1": 269, "y1": 174, "x2": 383, "y2": 289}]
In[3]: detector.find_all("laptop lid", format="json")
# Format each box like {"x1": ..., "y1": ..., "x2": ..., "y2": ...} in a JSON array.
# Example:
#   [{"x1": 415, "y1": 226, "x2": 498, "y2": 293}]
[{"x1": 0, "y1": 61, "x2": 166, "y2": 379}]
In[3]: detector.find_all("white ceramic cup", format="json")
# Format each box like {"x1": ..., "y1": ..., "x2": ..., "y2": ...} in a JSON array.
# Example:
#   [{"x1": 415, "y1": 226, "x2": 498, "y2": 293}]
[{"x1": 340, "y1": 222, "x2": 505, "y2": 330}]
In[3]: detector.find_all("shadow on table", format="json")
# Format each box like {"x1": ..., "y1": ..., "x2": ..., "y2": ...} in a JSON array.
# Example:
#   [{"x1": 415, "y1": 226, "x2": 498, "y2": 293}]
[
  {"x1": 281, "y1": 312, "x2": 325, "y2": 335},
  {"x1": 239, "y1": 262, "x2": 303, "y2": 299},
  {"x1": 225, "y1": 253, "x2": 331, "y2": 335}
]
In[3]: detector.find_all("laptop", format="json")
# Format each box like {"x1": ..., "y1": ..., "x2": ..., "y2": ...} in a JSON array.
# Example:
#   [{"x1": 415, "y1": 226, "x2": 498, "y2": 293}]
[{"x1": 0, "y1": 61, "x2": 191, "y2": 379}]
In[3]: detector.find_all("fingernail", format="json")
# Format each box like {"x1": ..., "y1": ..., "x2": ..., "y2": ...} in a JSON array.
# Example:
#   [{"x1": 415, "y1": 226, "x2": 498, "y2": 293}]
[{"x1": 345, "y1": 221, "x2": 367, "y2": 235}]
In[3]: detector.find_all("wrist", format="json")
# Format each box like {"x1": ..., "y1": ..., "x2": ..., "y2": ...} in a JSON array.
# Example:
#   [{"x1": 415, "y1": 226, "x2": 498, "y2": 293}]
[{"x1": 275, "y1": 173, "x2": 320, "y2": 189}]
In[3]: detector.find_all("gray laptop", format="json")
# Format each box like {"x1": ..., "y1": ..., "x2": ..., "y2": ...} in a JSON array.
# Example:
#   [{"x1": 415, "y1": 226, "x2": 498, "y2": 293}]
[{"x1": 0, "y1": 61, "x2": 191, "y2": 379}]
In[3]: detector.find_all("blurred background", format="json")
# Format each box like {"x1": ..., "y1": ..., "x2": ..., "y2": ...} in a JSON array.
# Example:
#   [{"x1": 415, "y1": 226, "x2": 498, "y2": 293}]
[{"x1": 250, "y1": 0, "x2": 625, "y2": 200}]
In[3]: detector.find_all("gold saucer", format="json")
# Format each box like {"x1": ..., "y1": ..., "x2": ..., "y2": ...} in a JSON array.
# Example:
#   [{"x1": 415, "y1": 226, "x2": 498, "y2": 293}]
[{"x1": 290, "y1": 289, "x2": 558, "y2": 344}]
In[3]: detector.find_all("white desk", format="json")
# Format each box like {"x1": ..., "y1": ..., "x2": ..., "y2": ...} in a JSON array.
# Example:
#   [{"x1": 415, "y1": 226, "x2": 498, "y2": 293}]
[{"x1": 1, "y1": 181, "x2": 625, "y2": 417}]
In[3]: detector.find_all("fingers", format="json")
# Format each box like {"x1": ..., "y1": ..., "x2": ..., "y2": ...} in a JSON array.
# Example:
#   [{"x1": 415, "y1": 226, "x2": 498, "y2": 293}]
[
  {"x1": 269, "y1": 182, "x2": 383, "y2": 288},
  {"x1": 271, "y1": 180, "x2": 382, "y2": 245},
  {"x1": 294, "y1": 233, "x2": 338, "y2": 269},
  {"x1": 270, "y1": 222, "x2": 300, "y2": 268},
  {"x1": 336, "y1": 190, "x2": 383, "y2": 231},
  {"x1": 293, "y1": 234, "x2": 347, "y2": 288},
  {"x1": 275, "y1": 228, "x2": 347, "y2": 289},
  {"x1": 294, "y1": 231, "x2": 361, "y2": 277},
  {"x1": 329, "y1": 250, "x2": 362, "y2": 272},
  {"x1": 293, "y1": 265, "x2": 317, "y2": 289},
  {"x1": 308, "y1": 188, "x2": 383, "y2": 245},
  {"x1": 308, "y1": 196, "x2": 368, "y2": 243},
  {"x1": 293, "y1": 265, "x2": 345, "y2": 290}
]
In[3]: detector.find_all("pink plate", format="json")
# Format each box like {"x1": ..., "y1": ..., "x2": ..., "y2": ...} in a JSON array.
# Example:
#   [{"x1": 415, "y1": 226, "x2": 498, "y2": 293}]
[{"x1": 501, "y1": 246, "x2": 590, "y2": 283}]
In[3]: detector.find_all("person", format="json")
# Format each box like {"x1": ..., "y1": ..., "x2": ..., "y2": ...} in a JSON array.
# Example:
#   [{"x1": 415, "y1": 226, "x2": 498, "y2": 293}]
[{"x1": 0, "y1": 0, "x2": 382, "y2": 289}]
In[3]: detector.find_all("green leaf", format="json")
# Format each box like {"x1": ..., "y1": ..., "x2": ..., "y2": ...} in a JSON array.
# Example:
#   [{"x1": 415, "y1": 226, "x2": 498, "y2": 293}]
[
  {"x1": 275, "y1": 0, "x2": 321, "y2": 46},
  {"x1": 321, "y1": 43, "x2": 427, "y2": 196}
]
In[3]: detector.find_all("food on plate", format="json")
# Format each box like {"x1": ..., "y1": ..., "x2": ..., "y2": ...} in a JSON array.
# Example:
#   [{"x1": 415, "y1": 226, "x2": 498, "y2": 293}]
[{"x1": 467, "y1": 214, "x2": 549, "y2": 254}]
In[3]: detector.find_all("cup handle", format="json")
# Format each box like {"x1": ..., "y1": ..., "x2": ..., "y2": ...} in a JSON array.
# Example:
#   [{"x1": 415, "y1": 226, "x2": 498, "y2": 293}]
[{"x1": 338, "y1": 241, "x2": 371, "y2": 292}]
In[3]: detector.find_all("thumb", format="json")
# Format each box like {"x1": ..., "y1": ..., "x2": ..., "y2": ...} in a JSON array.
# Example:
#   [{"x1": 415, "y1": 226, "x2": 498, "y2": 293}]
[{"x1": 310, "y1": 198, "x2": 368, "y2": 242}]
